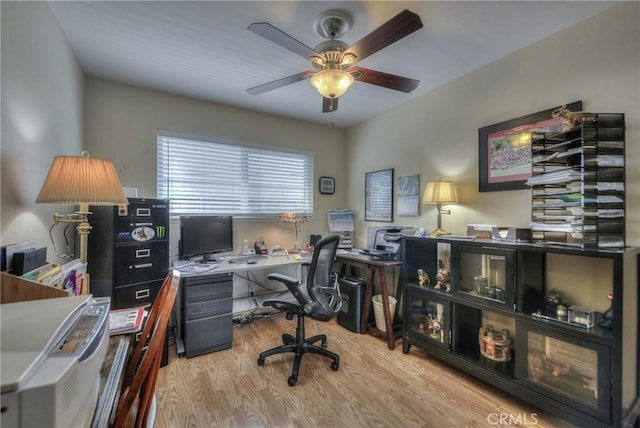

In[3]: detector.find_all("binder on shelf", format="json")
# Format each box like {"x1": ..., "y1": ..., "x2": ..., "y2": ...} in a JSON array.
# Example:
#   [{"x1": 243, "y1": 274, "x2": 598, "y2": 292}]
[
  {"x1": 3, "y1": 242, "x2": 37, "y2": 273},
  {"x1": 12, "y1": 247, "x2": 47, "y2": 276}
]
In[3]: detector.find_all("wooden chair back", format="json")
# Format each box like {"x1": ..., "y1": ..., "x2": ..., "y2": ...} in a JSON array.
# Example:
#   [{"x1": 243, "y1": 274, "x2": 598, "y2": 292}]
[{"x1": 112, "y1": 270, "x2": 180, "y2": 428}]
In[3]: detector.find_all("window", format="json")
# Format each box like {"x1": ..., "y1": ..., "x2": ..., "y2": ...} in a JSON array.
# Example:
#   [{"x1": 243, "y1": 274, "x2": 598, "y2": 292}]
[{"x1": 157, "y1": 131, "x2": 314, "y2": 217}]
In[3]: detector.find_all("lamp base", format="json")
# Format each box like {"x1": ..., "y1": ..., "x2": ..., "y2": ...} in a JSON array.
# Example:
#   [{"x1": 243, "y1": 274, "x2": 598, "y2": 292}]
[
  {"x1": 429, "y1": 228, "x2": 450, "y2": 237},
  {"x1": 288, "y1": 243, "x2": 301, "y2": 254}
]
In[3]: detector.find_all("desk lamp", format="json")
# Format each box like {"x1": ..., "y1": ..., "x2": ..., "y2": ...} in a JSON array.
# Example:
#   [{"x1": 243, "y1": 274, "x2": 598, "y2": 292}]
[
  {"x1": 422, "y1": 179, "x2": 458, "y2": 236},
  {"x1": 280, "y1": 212, "x2": 308, "y2": 254},
  {"x1": 37, "y1": 152, "x2": 128, "y2": 281}
]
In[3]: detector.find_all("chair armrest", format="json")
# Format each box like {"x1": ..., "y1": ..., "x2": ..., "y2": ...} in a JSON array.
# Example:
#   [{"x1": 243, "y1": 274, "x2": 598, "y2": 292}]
[
  {"x1": 267, "y1": 273, "x2": 299, "y2": 288},
  {"x1": 267, "y1": 273, "x2": 312, "y2": 307}
]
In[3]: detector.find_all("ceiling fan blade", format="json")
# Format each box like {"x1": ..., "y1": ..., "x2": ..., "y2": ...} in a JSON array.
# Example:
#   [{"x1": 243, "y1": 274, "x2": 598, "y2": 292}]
[
  {"x1": 248, "y1": 22, "x2": 318, "y2": 59},
  {"x1": 322, "y1": 97, "x2": 338, "y2": 113},
  {"x1": 343, "y1": 9, "x2": 423, "y2": 64},
  {"x1": 247, "y1": 71, "x2": 314, "y2": 95},
  {"x1": 351, "y1": 67, "x2": 419, "y2": 93}
]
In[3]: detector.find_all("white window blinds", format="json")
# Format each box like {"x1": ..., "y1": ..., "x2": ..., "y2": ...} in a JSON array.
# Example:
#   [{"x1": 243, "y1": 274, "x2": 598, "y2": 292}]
[{"x1": 157, "y1": 131, "x2": 314, "y2": 217}]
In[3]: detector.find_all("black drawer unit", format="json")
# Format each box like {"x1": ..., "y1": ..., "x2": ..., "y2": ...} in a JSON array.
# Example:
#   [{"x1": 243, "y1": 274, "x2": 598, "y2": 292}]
[
  {"x1": 87, "y1": 198, "x2": 169, "y2": 309},
  {"x1": 177, "y1": 272, "x2": 234, "y2": 358}
]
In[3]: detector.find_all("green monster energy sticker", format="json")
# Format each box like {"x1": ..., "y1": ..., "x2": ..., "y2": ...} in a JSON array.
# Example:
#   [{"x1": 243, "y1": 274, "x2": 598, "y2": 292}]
[{"x1": 156, "y1": 226, "x2": 166, "y2": 239}]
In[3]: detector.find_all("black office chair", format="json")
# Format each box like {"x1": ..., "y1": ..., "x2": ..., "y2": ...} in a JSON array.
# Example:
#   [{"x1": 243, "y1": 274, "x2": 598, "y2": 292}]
[{"x1": 257, "y1": 234, "x2": 342, "y2": 386}]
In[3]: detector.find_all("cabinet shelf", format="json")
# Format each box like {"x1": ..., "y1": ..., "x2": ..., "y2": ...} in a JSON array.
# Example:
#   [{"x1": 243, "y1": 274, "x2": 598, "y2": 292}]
[{"x1": 454, "y1": 348, "x2": 516, "y2": 380}]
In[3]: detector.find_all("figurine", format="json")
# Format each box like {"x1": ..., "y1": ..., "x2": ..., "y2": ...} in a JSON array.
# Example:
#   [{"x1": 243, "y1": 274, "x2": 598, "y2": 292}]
[
  {"x1": 478, "y1": 325, "x2": 511, "y2": 362},
  {"x1": 598, "y1": 293, "x2": 614, "y2": 329},
  {"x1": 427, "y1": 314, "x2": 442, "y2": 338},
  {"x1": 434, "y1": 259, "x2": 451, "y2": 292},
  {"x1": 544, "y1": 288, "x2": 566, "y2": 310},
  {"x1": 556, "y1": 304, "x2": 567, "y2": 320},
  {"x1": 551, "y1": 105, "x2": 583, "y2": 132},
  {"x1": 417, "y1": 269, "x2": 430, "y2": 286}
]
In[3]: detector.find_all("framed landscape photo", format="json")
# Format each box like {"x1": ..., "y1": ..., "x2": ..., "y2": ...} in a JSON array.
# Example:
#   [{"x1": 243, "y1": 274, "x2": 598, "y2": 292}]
[
  {"x1": 319, "y1": 176, "x2": 335, "y2": 194},
  {"x1": 478, "y1": 101, "x2": 582, "y2": 192},
  {"x1": 365, "y1": 168, "x2": 394, "y2": 222}
]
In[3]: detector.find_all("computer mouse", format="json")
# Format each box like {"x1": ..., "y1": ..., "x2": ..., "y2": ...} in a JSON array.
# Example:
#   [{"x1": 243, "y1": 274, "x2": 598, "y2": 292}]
[{"x1": 247, "y1": 259, "x2": 257, "y2": 264}]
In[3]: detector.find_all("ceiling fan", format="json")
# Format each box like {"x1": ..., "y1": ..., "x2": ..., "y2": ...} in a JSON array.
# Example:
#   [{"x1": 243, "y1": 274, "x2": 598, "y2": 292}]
[{"x1": 246, "y1": 9, "x2": 423, "y2": 112}]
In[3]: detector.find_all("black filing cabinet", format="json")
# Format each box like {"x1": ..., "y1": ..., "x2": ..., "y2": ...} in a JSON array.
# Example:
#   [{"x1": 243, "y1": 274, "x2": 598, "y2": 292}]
[
  {"x1": 176, "y1": 273, "x2": 233, "y2": 358},
  {"x1": 87, "y1": 198, "x2": 170, "y2": 362},
  {"x1": 88, "y1": 198, "x2": 169, "y2": 307}
]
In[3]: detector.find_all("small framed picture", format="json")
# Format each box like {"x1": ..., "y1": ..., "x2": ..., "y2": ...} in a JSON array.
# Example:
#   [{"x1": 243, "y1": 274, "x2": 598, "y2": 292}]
[{"x1": 319, "y1": 176, "x2": 335, "y2": 194}]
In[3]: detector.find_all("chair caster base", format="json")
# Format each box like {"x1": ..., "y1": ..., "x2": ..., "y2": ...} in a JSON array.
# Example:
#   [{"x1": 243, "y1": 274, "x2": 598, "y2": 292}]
[
  {"x1": 331, "y1": 361, "x2": 339, "y2": 371},
  {"x1": 288, "y1": 376, "x2": 297, "y2": 386},
  {"x1": 257, "y1": 357, "x2": 265, "y2": 366}
]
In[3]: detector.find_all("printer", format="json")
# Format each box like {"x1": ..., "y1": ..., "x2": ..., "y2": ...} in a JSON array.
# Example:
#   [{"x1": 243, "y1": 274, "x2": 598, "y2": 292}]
[
  {"x1": 365, "y1": 226, "x2": 413, "y2": 260},
  {"x1": 1, "y1": 295, "x2": 110, "y2": 428}
]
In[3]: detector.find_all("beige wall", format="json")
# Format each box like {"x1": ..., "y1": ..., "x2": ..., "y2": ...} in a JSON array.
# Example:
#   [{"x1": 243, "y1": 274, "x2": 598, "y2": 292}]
[
  {"x1": 83, "y1": 78, "x2": 347, "y2": 258},
  {"x1": 347, "y1": 3, "x2": 640, "y2": 248},
  {"x1": 1, "y1": 1, "x2": 84, "y2": 264}
]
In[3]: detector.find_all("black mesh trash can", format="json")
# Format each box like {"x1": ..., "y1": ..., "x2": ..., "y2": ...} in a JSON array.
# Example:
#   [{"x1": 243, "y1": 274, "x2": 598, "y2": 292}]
[{"x1": 337, "y1": 276, "x2": 366, "y2": 333}]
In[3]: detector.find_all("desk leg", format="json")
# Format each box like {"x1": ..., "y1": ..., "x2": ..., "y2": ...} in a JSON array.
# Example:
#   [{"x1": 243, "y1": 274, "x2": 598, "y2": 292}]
[
  {"x1": 378, "y1": 267, "x2": 395, "y2": 350},
  {"x1": 360, "y1": 268, "x2": 376, "y2": 334}
]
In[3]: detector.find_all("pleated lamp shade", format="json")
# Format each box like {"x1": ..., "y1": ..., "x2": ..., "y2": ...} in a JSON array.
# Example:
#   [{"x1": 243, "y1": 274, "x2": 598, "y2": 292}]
[
  {"x1": 422, "y1": 180, "x2": 458, "y2": 205},
  {"x1": 36, "y1": 152, "x2": 128, "y2": 205}
]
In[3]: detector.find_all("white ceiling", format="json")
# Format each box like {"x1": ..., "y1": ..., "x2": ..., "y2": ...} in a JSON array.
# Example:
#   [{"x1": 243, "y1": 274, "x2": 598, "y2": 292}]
[{"x1": 48, "y1": 1, "x2": 615, "y2": 128}]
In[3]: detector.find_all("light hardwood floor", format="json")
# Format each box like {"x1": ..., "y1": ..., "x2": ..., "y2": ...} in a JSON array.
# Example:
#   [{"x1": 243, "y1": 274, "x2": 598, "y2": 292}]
[{"x1": 155, "y1": 313, "x2": 574, "y2": 427}]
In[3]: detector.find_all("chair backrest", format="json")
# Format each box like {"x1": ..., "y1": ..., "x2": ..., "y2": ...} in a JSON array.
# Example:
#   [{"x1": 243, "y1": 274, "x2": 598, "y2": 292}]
[
  {"x1": 305, "y1": 235, "x2": 341, "y2": 321},
  {"x1": 112, "y1": 270, "x2": 180, "y2": 428}
]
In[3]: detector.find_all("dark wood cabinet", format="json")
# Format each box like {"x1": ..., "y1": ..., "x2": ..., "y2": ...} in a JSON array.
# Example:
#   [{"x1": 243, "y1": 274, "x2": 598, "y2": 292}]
[{"x1": 401, "y1": 236, "x2": 638, "y2": 427}]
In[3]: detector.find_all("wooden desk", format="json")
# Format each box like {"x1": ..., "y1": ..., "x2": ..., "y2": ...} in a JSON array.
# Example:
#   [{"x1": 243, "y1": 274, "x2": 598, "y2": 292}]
[{"x1": 335, "y1": 252, "x2": 402, "y2": 350}]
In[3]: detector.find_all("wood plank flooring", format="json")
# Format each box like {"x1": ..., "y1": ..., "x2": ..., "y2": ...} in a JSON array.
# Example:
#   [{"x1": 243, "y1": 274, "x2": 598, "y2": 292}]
[{"x1": 155, "y1": 312, "x2": 574, "y2": 427}]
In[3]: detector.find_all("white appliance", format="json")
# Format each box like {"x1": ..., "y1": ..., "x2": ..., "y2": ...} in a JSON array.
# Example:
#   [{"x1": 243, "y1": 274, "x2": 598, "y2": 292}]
[
  {"x1": 367, "y1": 226, "x2": 413, "y2": 259},
  {"x1": 1, "y1": 295, "x2": 110, "y2": 428}
]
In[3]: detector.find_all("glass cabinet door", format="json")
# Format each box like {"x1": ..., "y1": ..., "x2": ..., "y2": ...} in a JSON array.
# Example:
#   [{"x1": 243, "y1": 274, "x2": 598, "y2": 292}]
[
  {"x1": 515, "y1": 321, "x2": 611, "y2": 423},
  {"x1": 451, "y1": 245, "x2": 515, "y2": 310},
  {"x1": 405, "y1": 285, "x2": 450, "y2": 349}
]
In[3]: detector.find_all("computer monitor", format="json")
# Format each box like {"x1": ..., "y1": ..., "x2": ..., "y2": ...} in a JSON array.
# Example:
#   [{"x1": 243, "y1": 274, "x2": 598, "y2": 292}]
[{"x1": 179, "y1": 215, "x2": 233, "y2": 260}]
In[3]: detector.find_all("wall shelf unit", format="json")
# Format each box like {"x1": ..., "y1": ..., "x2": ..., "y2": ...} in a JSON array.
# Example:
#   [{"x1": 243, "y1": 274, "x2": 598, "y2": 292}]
[
  {"x1": 529, "y1": 113, "x2": 625, "y2": 248},
  {"x1": 401, "y1": 236, "x2": 638, "y2": 427}
]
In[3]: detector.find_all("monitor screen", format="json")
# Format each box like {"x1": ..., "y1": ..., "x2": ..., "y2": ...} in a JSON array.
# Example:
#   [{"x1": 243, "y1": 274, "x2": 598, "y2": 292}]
[{"x1": 179, "y1": 216, "x2": 233, "y2": 260}]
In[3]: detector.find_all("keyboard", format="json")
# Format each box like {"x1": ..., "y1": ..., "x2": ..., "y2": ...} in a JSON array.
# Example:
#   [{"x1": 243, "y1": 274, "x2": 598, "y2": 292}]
[{"x1": 227, "y1": 254, "x2": 267, "y2": 263}]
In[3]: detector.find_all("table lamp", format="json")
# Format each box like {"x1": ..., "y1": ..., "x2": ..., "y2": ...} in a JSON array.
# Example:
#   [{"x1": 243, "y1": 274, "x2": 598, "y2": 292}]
[
  {"x1": 422, "y1": 179, "x2": 458, "y2": 236},
  {"x1": 36, "y1": 152, "x2": 128, "y2": 271},
  {"x1": 280, "y1": 212, "x2": 308, "y2": 253}
]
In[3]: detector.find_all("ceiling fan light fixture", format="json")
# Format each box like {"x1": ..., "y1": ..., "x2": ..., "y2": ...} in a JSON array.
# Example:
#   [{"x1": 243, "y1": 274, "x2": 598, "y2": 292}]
[{"x1": 310, "y1": 69, "x2": 354, "y2": 98}]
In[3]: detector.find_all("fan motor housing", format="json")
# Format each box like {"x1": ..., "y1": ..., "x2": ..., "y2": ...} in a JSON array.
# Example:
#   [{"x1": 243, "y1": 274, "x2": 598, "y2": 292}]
[{"x1": 314, "y1": 10, "x2": 352, "y2": 40}]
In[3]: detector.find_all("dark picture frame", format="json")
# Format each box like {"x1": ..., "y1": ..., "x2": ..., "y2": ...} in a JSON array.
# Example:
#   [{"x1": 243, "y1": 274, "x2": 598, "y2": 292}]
[
  {"x1": 478, "y1": 101, "x2": 582, "y2": 192},
  {"x1": 365, "y1": 168, "x2": 394, "y2": 222},
  {"x1": 318, "y1": 176, "x2": 335, "y2": 194}
]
